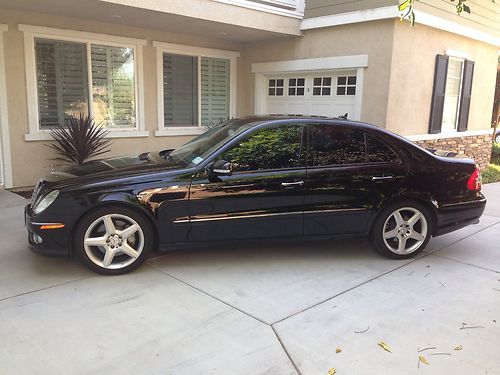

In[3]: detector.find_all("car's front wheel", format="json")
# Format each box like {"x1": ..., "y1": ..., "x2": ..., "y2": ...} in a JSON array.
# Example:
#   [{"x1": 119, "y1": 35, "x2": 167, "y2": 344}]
[
  {"x1": 370, "y1": 201, "x2": 432, "y2": 259},
  {"x1": 74, "y1": 206, "x2": 153, "y2": 275}
]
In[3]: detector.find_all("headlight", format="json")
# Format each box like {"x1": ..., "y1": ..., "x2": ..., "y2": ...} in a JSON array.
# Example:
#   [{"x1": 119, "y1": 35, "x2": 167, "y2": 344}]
[{"x1": 33, "y1": 190, "x2": 60, "y2": 215}]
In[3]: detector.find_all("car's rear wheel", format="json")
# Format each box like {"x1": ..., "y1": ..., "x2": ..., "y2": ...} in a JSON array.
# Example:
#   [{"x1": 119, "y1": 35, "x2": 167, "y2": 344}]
[
  {"x1": 495, "y1": 133, "x2": 500, "y2": 143},
  {"x1": 74, "y1": 206, "x2": 153, "y2": 275},
  {"x1": 370, "y1": 201, "x2": 432, "y2": 259}
]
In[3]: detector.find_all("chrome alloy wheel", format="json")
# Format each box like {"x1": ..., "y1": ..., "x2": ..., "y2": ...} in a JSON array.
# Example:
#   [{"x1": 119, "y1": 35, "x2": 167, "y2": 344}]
[
  {"x1": 83, "y1": 214, "x2": 144, "y2": 270},
  {"x1": 382, "y1": 207, "x2": 428, "y2": 255}
]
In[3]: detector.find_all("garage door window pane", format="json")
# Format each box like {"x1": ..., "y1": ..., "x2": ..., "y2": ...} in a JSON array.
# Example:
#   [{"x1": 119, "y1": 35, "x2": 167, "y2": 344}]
[
  {"x1": 35, "y1": 38, "x2": 89, "y2": 129},
  {"x1": 269, "y1": 78, "x2": 284, "y2": 96},
  {"x1": 337, "y1": 76, "x2": 356, "y2": 96},
  {"x1": 222, "y1": 125, "x2": 305, "y2": 171},
  {"x1": 310, "y1": 125, "x2": 366, "y2": 166},
  {"x1": 313, "y1": 77, "x2": 332, "y2": 96},
  {"x1": 163, "y1": 53, "x2": 198, "y2": 126},
  {"x1": 288, "y1": 77, "x2": 305, "y2": 96}
]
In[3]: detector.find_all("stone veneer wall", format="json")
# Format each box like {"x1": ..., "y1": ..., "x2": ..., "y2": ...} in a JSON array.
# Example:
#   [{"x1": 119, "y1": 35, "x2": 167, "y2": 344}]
[{"x1": 414, "y1": 134, "x2": 492, "y2": 169}]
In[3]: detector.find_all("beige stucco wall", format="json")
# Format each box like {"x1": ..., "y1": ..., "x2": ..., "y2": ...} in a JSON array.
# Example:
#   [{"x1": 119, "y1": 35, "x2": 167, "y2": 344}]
[
  {"x1": 239, "y1": 19, "x2": 397, "y2": 127},
  {"x1": 386, "y1": 20, "x2": 498, "y2": 136},
  {"x1": 0, "y1": 9, "x2": 246, "y2": 188}
]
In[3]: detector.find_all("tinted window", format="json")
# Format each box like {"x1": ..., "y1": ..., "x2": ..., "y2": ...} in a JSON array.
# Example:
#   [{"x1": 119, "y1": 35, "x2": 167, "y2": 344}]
[
  {"x1": 310, "y1": 125, "x2": 366, "y2": 166},
  {"x1": 366, "y1": 135, "x2": 398, "y2": 163},
  {"x1": 221, "y1": 125, "x2": 304, "y2": 172}
]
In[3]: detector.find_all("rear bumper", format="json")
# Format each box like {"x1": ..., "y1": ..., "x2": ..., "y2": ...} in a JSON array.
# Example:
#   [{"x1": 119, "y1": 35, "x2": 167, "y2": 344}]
[
  {"x1": 434, "y1": 195, "x2": 486, "y2": 236},
  {"x1": 25, "y1": 204, "x2": 70, "y2": 257}
]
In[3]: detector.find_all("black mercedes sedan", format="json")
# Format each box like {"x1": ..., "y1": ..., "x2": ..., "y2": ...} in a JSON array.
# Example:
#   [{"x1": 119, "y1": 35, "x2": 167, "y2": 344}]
[{"x1": 25, "y1": 116, "x2": 486, "y2": 275}]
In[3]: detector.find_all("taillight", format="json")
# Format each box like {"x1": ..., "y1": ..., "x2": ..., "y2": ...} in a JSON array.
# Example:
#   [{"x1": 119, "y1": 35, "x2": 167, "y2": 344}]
[{"x1": 467, "y1": 167, "x2": 482, "y2": 191}]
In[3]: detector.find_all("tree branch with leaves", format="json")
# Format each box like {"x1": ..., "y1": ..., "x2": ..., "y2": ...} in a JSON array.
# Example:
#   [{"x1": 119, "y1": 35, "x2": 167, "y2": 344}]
[{"x1": 399, "y1": 0, "x2": 494, "y2": 26}]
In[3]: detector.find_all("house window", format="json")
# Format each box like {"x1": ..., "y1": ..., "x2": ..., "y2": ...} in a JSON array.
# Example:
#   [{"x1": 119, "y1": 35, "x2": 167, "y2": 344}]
[
  {"x1": 337, "y1": 76, "x2": 356, "y2": 96},
  {"x1": 163, "y1": 54, "x2": 198, "y2": 126},
  {"x1": 428, "y1": 54, "x2": 474, "y2": 134},
  {"x1": 160, "y1": 52, "x2": 232, "y2": 129},
  {"x1": 441, "y1": 57, "x2": 463, "y2": 132},
  {"x1": 313, "y1": 77, "x2": 331, "y2": 96},
  {"x1": 288, "y1": 78, "x2": 305, "y2": 96},
  {"x1": 269, "y1": 79, "x2": 284, "y2": 96},
  {"x1": 34, "y1": 38, "x2": 137, "y2": 130}
]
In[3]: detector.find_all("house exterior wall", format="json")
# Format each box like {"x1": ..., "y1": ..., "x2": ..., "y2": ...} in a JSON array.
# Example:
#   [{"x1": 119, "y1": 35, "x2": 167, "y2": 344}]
[
  {"x1": 239, "y1": 19, "x2": 397, "y2": 127},
  {"x1": 0, "y1": 9, "x2": 246, "y2": 188},
  {"x1": 386, "y1": 21, "x2": 498, "y2": 136}
]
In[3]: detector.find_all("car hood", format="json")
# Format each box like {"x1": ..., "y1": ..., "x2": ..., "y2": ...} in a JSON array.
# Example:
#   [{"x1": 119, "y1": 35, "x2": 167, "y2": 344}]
[{"x1": 39, "y1": 150, "x2": 186, "y2": 190}]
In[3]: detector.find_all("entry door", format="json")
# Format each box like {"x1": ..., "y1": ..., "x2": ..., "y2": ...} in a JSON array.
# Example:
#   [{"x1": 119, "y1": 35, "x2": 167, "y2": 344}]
[
  {"x1": 304, "y1": 124, "x2": 407, "y2": 236},
  {"x1": 188, "y1": 123, "x2": 307, "y2": 242}
]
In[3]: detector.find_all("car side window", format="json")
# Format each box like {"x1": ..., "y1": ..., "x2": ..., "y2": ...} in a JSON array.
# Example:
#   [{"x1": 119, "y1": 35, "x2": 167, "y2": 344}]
[
  {"x1": 366, "y1": 135, "x2": 399, "y2": 163},
  {"x1": 220, "y1": 124, "x2": 305, "y2": 172},
  {"x1": 310, "y1": 125, "x2": 366, "y2": 166}
]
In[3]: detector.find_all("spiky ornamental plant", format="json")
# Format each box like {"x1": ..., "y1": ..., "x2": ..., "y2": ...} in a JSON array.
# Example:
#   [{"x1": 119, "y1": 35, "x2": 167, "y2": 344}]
[{"x1": 47, "y1": 114, "x2": 111, "y2": 165}]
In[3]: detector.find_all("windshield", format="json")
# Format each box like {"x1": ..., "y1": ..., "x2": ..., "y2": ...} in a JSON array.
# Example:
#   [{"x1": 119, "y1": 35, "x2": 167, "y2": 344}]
[{"x1": 166, "y1": 118, "x2": 254, "y2": 166}]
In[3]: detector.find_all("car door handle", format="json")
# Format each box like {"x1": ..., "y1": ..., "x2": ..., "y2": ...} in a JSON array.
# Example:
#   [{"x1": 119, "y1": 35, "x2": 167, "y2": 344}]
[
  {"x1": 281, "y1": 181, "x2": 304, "y2": 188},
  {"x1": 371, "y1": 176, "x2": 394, "y2": 181}
]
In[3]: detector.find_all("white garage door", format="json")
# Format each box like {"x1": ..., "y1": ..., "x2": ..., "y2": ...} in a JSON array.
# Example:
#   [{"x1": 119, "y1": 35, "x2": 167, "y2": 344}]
[{"x1": 263, "y1": 71, "x2": 358, "y2": 119}]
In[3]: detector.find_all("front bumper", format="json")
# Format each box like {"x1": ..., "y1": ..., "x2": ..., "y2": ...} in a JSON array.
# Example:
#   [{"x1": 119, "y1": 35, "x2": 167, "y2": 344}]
[
  {"x1": 434, "y1": 194, "x2": 486, "y2": 236},
  {"x1": 25, "y1": 203, "x2": 70, "y2": 257}
]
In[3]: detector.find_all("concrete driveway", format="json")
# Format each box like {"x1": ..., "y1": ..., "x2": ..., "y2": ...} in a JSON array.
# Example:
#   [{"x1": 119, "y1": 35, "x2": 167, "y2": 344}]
[{"x1": 0, "y1": 185, "x2": 499, "y2": 375}]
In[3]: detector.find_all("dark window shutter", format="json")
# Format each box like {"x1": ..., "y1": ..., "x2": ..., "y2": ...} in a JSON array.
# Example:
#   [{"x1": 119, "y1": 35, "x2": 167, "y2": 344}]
[
  {"x1": 457, "y1": 60, "x2": 474, "y2": 132},
  {"x1": 428, "y1": 54, "x2": 449, "y2": 134}
]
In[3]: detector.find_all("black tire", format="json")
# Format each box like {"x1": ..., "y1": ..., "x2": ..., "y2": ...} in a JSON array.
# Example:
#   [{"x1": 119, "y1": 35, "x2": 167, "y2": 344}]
[
  {"x1": 370, "y1": 200, "x2": 432, "y2": 259},
  {"x1": 74, "y1": 206, "x2": 153, "y2": 275}
]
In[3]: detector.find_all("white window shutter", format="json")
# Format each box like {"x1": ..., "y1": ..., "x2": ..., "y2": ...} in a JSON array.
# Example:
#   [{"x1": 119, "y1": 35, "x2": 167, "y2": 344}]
[
  {"x1": 163, "y1": 53, "x2": 198, "y2": 126},
  {"x1": 91, "y1": 45, "x2": 136, "y2": 128},
  {"x1": 201, "y1": 57, "x2": 230, "y2": 126},
  {"x1": 35, "y1": 39, "x2": 88, "y2": 129}
]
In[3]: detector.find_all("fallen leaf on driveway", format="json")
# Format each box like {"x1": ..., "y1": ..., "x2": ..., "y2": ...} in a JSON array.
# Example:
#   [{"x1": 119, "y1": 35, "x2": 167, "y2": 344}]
[
  {"x1": 327, "y1": 368, "x2": 336, "y2": 375},
  {"x1": 378, "y1": 341, "x2": 392, "y2": 353},
  {"x1": 336, "y1": 346, "x2": 342, "y2": 353},
  {"x1": 454, "y1": 345, "x2": 463, "y2": 351},
  {"x1": 419, "y1": 355, "x2": 430, "y2": 365}
]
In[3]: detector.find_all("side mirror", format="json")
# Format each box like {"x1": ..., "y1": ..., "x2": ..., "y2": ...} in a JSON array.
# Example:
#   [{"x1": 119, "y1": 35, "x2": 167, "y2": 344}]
[{"x1": 209, "y1": 159, "x2": 232, "y2": 176}]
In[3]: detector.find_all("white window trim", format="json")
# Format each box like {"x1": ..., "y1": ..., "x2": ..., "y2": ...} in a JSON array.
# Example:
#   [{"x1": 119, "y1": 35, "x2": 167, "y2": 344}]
[
  {"x1": 0, "y1": 24, "x2": 13, "y2": 188},
  {"x1": 213, "y1": 0, "x2": 305, "y2": 19},
  {"x1": 153, "y1": 41, "x2": 239, "y2": 137},
  {"x1": 252, "y1": 56, "x2": 367, "y2": 121},
  {"x1": 19, "y1": 24, "x2": 148, "y2": 141}
]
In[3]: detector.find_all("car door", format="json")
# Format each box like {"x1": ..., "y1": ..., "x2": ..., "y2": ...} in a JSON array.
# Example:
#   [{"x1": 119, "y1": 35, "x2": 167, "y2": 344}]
[
  {"x1": 188, "y1": 123, "x2": 307, "y2": 242},
  {"x1": 304, "y1": 123, "x2": 407, "y2": 236}
]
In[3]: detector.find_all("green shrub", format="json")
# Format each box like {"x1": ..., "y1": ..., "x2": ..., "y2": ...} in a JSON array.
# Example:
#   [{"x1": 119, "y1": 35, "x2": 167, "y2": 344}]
[
  {"x1": 491, "y1": 142, "x2": 500, "y2": 165},
  {"x1": 482, "y1": 163, "x2": 500, "y2": 184}
]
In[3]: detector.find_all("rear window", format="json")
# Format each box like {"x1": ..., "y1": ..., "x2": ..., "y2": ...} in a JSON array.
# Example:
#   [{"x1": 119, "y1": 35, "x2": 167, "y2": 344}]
[{"x1": 310, "y1": 125, "x2": 366, "y2": 166}]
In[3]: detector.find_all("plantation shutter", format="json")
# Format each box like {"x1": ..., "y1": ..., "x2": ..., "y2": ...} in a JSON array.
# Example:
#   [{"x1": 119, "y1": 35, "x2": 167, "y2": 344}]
[
  {"x1": 457, "y1": 60, "x2": 474, "y2": 132},
  {"x1": 163, "y1": 53, "x2": 198, "y2": 126},
  {"x1": 35, "y1": 39, "x2": 88, "y2": 129},
  {"x1": 428, "y1": 54, "x2": 449, "y2": 134},
  {"x1": 201, "y1": 57, "x2": 230, "y2": 126},
  {"x1": 91, "y1": 45, "x2": 136, "y2": 128}
]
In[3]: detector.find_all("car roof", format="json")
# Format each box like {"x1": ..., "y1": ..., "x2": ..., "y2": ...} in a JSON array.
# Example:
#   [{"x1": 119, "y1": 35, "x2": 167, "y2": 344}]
[{"x1": 236, "y1": 115, "x2": 383, "y2": 132}]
